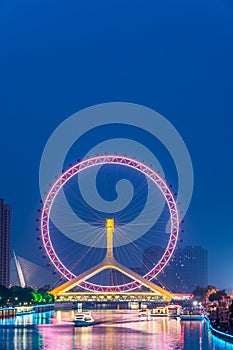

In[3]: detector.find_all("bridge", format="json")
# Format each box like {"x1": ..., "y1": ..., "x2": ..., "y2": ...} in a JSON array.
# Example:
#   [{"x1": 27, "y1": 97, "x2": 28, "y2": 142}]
[{"x1": 50, "y1": 219, "x2": 175, "y2": 302}]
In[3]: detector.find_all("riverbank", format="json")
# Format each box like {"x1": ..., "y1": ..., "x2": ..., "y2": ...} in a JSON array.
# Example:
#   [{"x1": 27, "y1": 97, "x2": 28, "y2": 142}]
[
  {"x1": 209, "y1": 323, "x2": 233, "y2": 344},
  {"x1": 0, "y1": 303, "x2": 54, "y2": 318},
  {"x1": 206, "y1": 317, "x2": 233, "y2": 345}
]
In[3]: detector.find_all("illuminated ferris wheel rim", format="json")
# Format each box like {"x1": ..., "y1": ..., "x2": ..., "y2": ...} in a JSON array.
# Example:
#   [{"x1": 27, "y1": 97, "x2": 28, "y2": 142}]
[{"x1": 41, "y1": 155, "x2": 179, "y2": 293}]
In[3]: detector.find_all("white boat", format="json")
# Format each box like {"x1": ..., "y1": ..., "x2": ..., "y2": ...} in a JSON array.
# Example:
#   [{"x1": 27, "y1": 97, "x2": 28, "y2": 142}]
[
  {"x1": 150, "y1": 306, "x2": 167, "y2": 317},
  {"x1": 74, "y1": 312, "x2": 95, "y2": 327},
  {"x1": 180, "y1": 313, "x2": 204, "y2": 321},
  {"x1": 166, "y1": 304, "x2": 182, "y2": 317},
  {"x1": 150, "y1": 304, "x2": 182, "y2": 317},
  {"x1": 180, "y1": 308, "x2": 204, "y2": 321},
  {"x1": 138, "y1": 310, "x2": 151, "y2": 320}
]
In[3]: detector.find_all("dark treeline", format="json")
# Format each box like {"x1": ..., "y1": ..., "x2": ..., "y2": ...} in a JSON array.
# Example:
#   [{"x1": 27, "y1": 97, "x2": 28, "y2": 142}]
[{"x1": 0, "y1": 285, "x2": 54, "y2": 307}]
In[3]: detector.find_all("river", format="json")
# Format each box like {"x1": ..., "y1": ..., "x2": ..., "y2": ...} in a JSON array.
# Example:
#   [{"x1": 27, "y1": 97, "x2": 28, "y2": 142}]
[{"x1": 0, "y1": 310, "x2": 233, "y2": 350}]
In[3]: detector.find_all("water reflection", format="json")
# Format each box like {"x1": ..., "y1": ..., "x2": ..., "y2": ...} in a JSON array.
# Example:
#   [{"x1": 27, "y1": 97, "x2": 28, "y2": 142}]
[
  {"x1": 0, "y1": 328, "x2": 41, "y2": 350},
  {"x1": 36, "y1": 311, "x2": 195, "y2": 349},
  {"x1": 1, "y1": 310, "x2": 233, "y2": 349}
]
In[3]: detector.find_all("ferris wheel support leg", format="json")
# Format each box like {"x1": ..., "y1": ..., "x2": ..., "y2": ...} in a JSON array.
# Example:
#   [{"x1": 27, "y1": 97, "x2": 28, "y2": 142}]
[
  {"x1": 50, "y1": 218, "x2": 174, "y2": 299},
  {"x1": 107, "y1": 259, "x2": 174, "y2": 299},
  {"x1": 50, "y1": 261, "x2": 110, "y2": 296}
]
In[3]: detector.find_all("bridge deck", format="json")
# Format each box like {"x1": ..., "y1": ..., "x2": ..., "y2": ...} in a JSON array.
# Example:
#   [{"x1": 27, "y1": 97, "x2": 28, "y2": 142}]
[{"x1": 54, "y1": 292, "x2": 171, "y2": 302}]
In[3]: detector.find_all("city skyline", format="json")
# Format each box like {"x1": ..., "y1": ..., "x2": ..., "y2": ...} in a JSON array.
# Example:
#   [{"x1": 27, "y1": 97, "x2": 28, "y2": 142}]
[{"x1": 0, "y1": 1, "x2": 233, "y2": 290}]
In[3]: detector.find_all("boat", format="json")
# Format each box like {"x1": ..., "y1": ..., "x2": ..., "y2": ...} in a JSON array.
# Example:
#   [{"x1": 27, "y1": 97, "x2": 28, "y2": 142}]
[
  {"x1": 138, "y1": 310, "x2": 151, "y2": 320},
  {"x1": 180, "y1": 313, "x2": 204, "y2": 320},
  {"x1": 166, "y1": 304, "x2": 182, "y2": 318},
  {"x1": 150, "y1": 306, "x2": 167, "y2": 317},
  {"x1": 150, "y1": 304, "x2": 182, "y2": 317},
  {"x1": 180, "y1": 308, "x2": 204, "y2": 321},
  {"x1": 73, "y1": 312, "x2": 95, "y2": 327}
]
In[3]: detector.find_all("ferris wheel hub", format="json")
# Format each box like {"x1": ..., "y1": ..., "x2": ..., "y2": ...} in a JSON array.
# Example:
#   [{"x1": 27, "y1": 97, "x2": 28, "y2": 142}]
[
  {"x1": 105, "y1": 218, "x2": 114, "y2": 230},
  {"x1": 106, "y1": 218, "x2": 115, "y2": 259}
]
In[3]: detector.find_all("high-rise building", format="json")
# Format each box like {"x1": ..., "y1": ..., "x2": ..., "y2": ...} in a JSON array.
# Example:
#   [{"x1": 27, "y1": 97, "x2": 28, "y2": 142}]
[
  {"x1": 0, "y1": 198, "x2": 11, "y2": 287},
  {"x1": 143, "y1": 245, "x2": 208, "y2": 293},
  {"x1": 174, "y1": 246, "x2": 208, "y2": 292}
]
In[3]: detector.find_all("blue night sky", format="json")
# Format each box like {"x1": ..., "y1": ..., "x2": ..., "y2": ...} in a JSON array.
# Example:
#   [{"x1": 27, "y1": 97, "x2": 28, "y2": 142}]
[{"x1": 0, "y1": 0, "x2": 233, "y2": 289}]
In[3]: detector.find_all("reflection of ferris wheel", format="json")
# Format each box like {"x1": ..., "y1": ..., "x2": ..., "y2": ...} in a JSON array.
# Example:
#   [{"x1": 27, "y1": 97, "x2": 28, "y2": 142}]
[{"x1": 40, "y1": 155, "x2": 179, "y2": 293}]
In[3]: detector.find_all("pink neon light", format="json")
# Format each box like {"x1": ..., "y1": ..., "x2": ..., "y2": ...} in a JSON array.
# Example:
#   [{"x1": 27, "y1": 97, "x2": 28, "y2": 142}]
[{"x1": 40, "y1": 155, "x2": 179, "y2": 292}]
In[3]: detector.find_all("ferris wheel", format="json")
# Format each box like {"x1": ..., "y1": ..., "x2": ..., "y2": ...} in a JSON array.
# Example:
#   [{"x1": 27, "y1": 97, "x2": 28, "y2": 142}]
[{"x1": 40, "y1": 155, "x2": 179, "y2": 293}]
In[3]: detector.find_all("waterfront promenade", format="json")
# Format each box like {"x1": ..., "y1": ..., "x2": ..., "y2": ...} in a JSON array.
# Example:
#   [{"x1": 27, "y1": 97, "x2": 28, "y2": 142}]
[{"x1": 0, "y1": 304, "x2": 54, "y2": 318}]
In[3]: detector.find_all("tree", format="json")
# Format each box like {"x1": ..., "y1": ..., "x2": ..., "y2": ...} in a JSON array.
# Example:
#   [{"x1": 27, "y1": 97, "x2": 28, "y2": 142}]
[
  {"x1": 0, "y1": 285, "x2": 54, "y2": 306},
  {"x1": 192, "y1": 286, "x2": 207, "y2": 300},
  {"x1": 0, "y1": 285, "x2": 10, "y2": 306},
  {"x1": 229, "y1": 300, "x2": 233, "y2": 317},
  {"x1": 209, "y1": 289, "x2": 227, "y2": 302},
  {"x1": 9, "y1": 286, "x2": 34, "y2": 305},
  {"x1": 36, "y1": 287, "x2": 54, "y2": 304}
]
